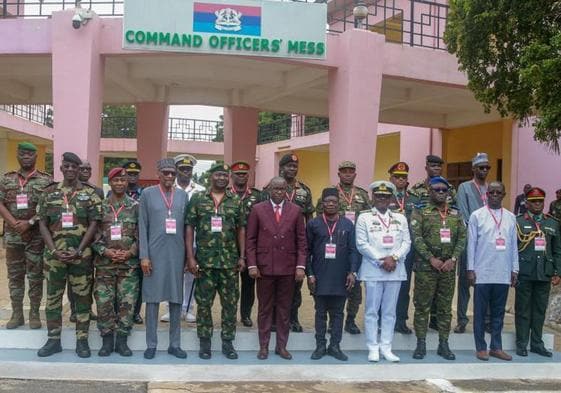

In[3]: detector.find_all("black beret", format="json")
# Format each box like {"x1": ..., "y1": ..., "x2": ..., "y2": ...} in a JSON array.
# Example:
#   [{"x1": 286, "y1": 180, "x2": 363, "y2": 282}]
[
  {"x1": 322, "y1": 187, "x2": 339, "y2": 200},
  {"x1": 279, "y1": 153, "x2": 299, "y2": 167},
  {"x1": 426, "y1": 155, "x2": 444, "y2": 164},
  {"x1": 62, "y1": 152, "x2": 82, "y2": 165}
]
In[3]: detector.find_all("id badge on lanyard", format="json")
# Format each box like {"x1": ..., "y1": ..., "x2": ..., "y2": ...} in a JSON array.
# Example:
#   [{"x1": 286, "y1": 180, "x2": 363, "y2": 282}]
[
  {"x1": 345, "y1": 210, "x2": 356, "y2": 224},
  {"x1": 165, "y1": 218, "x2": 177, "y2": 234},
  {"x1": 62, "y1": 212, "x2": 74, "y2": 228},
  {"x1": 382, "y1": 234, "x2": 395, "y2": 249},
  {"x1": 535, "y1": 236, "x2": 546, "y2": 251},
  {"x1": 440, "y1": 228, "x2": 451, "y2": 243},
  {"x1": 495, "y1": 236, "x2": 506, "y2": 251},
  {"x1": 16, "y1": 194, "x2": 29, "y2": 210},
  {"x1": 325, "y1": 243, "x2": 337, "y2": 259},
  {"x1": 110, "y1": 224, "x2": 122, "y2": 240},
  {"x1": 211, "y1": 216, "x2": 223, "y2": 233}
]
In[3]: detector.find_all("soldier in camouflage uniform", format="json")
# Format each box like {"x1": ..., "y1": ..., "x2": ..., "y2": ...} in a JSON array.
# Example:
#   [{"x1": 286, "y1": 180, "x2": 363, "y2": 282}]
[
  {"x1": 548, "y1": 189, "x2": 561, "y2": 221},
  {"x1": 0, "y1": 142, "x2": 51, "y2": 329},
  {"x1": 278, "y1": 153, "x2": 313, "y2": 332},
  {"x1": 91, "y1": 167, "x2": 139, "y2": 357},
  {"x1": 410, "y1": 176, "x2": 466, "y2": 361},
  {"x1": 36, "y1": 152, "x2": 102, "y2": 358},
  {"x1": 187, "y1": 163, "x2": 246, "y2": 360},
  {"x1": 515, "y1": 187, "x2": 561, "y2": 357},
  {"x1": 315, "y1": 160, "x2": 370, "y2": 334},
  {"x1": 409, "y1": 154, "x2": 457, "y2": 330},
  {"x1": 228, "y1": 161, "x2": 262, "y2": 328}
]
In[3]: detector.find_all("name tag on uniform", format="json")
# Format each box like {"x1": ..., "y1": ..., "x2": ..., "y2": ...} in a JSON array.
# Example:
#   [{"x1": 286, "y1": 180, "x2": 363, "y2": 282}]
[
  {"x1": 325, "y1": 243, "x2": 337, "y2": 259},
  {"x1": 495, "y1": 236, "x2": 506, "y2": 251},
  {"x1": 345, "y1": 211, "x2": 356, "y2": 224},
  {"x1": 62, "y1": 212, "x2": 74, "y2": 228},
  {"x1": 110, "y1": 224, "x2": 122, "y2": 241},
  {"x1": 211, "y1": 216, "x2": 223, "y2": 233},
  {"x1": 16, "y1": 194, "x2": 29, "y2": 210},
  {"x1": 440, "y1": 228, "x2": 451, "y2": 243},
  {"x1": 165, "y1": 218, "x2": 177, "y2": 234},
  {"x1": 535, "y1": 236, "x2": 546, "y2": 251},
  {"x1": 382, "y1": 235, "x2": 394, "y2": 248}
]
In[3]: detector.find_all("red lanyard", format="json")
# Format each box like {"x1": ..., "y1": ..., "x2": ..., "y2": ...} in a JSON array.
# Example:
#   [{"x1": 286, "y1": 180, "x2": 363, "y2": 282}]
[
  {"x1": 158, "y1": 185, "x2": 175, "y2": 216},
  {"x1": 62, "y1": 190, "x2": 77, "y2": 210},
  {"x1": 18, "y1": 169, "x2": 36, "y2": 191},
  {"x1": 438, "y1": 206, "x2": 448, "y2": 227},
  {"x1": 472, "y1": 180, "x2": 487, "y2": 205},
  {"x1": 337, "y1": 184, "x2": 355, "y2": 207},
  {"x1": 109, "y1": 201, "x2": 126, "y2": 223},
  {"x1": 285, "y1": 189, "x2": 296, "y2": 202},
  {"x1": 526, "y1": 214, "x2": 543, "y2": 234},
  {"x1": 396, "y1": 195, "x2": 405, "y2": 212},
  {"x1": 232, "y1": 184, "x2": 250, "y2": 200},
  {"x1": 376, "y1": 211, "x2": 392, "y2": 232},
  {"x1": 322, "y1": 213, "x2": 338, "y2": 242},
  {"x1": 211, "y1": 192, "x2": 224, "y2": 215},
  {"x1": 487, "y1": 206, "x2": 503, "y2": 235}
]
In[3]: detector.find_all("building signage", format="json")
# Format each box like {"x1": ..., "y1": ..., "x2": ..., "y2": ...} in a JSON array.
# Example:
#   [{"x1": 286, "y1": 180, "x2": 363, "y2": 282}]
[{"x1": 123, "y1": 0, "x2": 327, "y2": 60}]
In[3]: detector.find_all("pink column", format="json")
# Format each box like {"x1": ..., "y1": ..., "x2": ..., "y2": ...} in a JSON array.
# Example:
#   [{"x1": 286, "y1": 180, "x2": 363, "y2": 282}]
[
  {"x1": 51, "y1": 10, "x2": 104, "y2": 182},
  {"x1": 136, "y1": 102, "x2": 169, "y2": 180},
  {"x1": 328, "y1": 29, "x2": 385, "y2": 187},
  {"x1": 223, "y1": 106, "x2": 258, "y2": 180}
]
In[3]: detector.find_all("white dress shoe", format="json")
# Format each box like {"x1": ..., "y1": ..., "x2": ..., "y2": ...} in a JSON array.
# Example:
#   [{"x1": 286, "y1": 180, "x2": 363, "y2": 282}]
[
  {"x1": 160, "y1": 312, "x2": 170, "y2": 322},
  {"x1": 185, "y1": 312, "x2": 196, "y2": 322},
  {"x1": 380, "y1": 346, "x2": 400, "y2": 362},
  {"x1": 368, "y1": 346, "x2": 379, "y2": 362}
]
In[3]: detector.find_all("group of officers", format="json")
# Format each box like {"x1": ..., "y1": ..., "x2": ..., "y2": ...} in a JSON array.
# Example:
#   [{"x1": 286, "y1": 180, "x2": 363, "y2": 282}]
[{"x1": 0, "y1": 142, "x2": 559, "y2": 362}]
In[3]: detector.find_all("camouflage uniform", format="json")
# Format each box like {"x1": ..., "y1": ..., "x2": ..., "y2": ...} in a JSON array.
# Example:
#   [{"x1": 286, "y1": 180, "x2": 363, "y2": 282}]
[
  {"x1": 91, "y1": 195, "x2": 139, "y2": 337},
  {"x1": 187, "y1": 189, "x2": 245, "y2": 341},
  {"x1": 410, "y1": 203, "x2": 466, "y2": 340},
  {"x1": 315, "y1": 184, "x2": 370, "y2": 322},
  {"x1": 515, "y1": 212, "x2": 561, "y2": 350},
  {"x1": 549, "y1": 199, "x2": 561, "y2": 222},
  {"x1": 0, "y1": 169, "x2": 51, "y2": 310},
  {"x1": 37, "y1": 182, "x2": 102, "y2": 339},
  {"x1": 228, "y1": 186, "x2": 262, "y2": 322}
]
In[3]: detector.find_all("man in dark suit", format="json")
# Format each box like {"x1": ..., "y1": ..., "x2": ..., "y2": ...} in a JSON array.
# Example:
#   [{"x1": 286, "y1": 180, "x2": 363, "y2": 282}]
[{"x1": 246, "y1": 176, "x2": 307, "y2": 360}]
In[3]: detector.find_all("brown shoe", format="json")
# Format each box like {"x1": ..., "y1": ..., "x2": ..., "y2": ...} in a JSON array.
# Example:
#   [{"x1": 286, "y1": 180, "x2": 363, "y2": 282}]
[
  {"x1": 275, "y1": 347, "x2": 292, "y2": 360},
  {"x1": 257, "y1": 347, "x2": 269, "y2": 360},
  {"x1": 476, "y1": 350, "x2": 489, "y2": 361},
  {"x1": 489, "y1": 349, "x2": 512, "y2": 361}
]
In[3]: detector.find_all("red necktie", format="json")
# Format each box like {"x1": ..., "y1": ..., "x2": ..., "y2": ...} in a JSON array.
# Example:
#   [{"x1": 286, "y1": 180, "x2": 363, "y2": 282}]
[{"x1": 274, "y1": 205, "x2": 281, "y2": 223}]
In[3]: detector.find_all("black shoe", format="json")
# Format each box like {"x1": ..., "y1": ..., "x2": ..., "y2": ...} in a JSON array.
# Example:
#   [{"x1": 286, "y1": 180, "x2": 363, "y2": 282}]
[
  {"x1": 327, "y1": 344, "x2": 348, "y2": 361},
  {"x1": 90, "y1": 312, "x2": 97, "y2": 321},
  {"x1": 69, "y1": 313, "x2": 77, "y2": 323},
  {"x1": 429, "y1": 318, "x2": 438, "y2": 331},
  {"x1": 168, "y1": 346, "x2": 187, "y2": 359},
  {"x1": 327, "y1": 326, "x2": 332, "y2": 335},
  {"x1": 241, "y1": 317, "x2": 253, "y2": 327},
  {"x1": 311, "y1": 343, "x2": 327, "y2": 360},
  {"x1": 345, "y1": 319, "x2": 361, "y2": 335},
  {"x1": 516, "y1": 347, "x2": 528, "y2": 357},
  {"x1": 98, "y1": 334, "x2": 114, "y2": 357},
  {"x1": 271, "y1": 324, "x2": 277, "y2": 332},
  {"x1": 144, "y1": 347, "x2": 156, "y2": 359},
  {"x1": 115, "y1": 334, "x2": 132, "y2": 357},
  {"x1": 484, "y1": 322, "x2": 492, "y2": 334},
  {"x1": 76, "y1": 339, "x2": 91, "y2": 358},
  {"x1": 530, "y1": 347, "x2": 553, "y2": 357},
  {"x1": 394, "y1": 321, "x2": 412, "y2": 334},
  {"x1": 199, "y1": 338, "x2": 212, "y2": 359},
  {"x1": 133, "y1": 314, "x2": 143, "y2": 325},
  {"x1": 437, "y1": 339, "x2": 456, "y2": 360},
  {"x1": 290, "y1": 320, "x2": 303, "y2": 333},
  {"x1": 37, "y1": 339, "x2": 62, "y2": 357},
  {"x1": 222, "y1": 340, "x2": 238, "y2": 360},
  {"x1": 413, "y1": 338, "x2": 426, "y2": 359},
  {"x1": 453, "y1": 324, "x2": 466, "y2": 334}
]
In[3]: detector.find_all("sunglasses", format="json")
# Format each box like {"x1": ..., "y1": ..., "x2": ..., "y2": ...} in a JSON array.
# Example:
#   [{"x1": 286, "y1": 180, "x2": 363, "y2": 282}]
[
  {"x1": 431, "y1": 188, "x2": 449, "y2": 193},
  {"x1": 488, "y1": 190, "x2": 504, "y2": 195},
  {"x1": 161, "y1": 170, "x2": 176, "y2": 177}
]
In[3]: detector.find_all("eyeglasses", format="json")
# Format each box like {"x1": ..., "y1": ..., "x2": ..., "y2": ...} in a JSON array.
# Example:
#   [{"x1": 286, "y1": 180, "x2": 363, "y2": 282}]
[
  {"x1": 431, "y1": 188, "x2": 449, "y2": 193},
  {"x1": 161, "y1": 170, "x2": 176, "y2": 177},
  {"x1": 488, "y1": 190, "x2": 504, "y2": 195}
]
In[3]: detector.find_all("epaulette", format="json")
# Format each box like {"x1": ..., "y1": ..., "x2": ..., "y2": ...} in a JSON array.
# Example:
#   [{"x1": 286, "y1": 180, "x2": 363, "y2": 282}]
[
  {"x1": 37, "y1": 169, "x2": 51, "y2": 176},
  {"x1": 359, "y1": 208, "x2": 371, "y2": 214},
  {"x1": 449, "y1": 208, "x2": 459, "y2": 216},
  {"x1": 356, "y1": 186, "x2": 369, "y2": 194},
  {"x1": 83, "y1": 182, "x2": 97, "y2": 190},
  {"x1": 250, "y1": 187, "x2": 261, "y2": 193},
  {"x1": 44, "y1": 181, "x2": 59, "y2": 189},
  {"x1": 4, "y1": 170, "x2": 17, "y2": 176}
]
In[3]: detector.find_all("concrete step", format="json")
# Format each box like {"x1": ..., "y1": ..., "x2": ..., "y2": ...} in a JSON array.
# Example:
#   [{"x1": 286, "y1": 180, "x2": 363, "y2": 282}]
[{"x1": 0, "y1": 328, "x2": 554, "y2": 351}]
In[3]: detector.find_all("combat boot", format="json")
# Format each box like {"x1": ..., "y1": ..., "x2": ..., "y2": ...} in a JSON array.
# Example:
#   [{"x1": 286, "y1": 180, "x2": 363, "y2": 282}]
[
  {"x1": 199, "y1": 338, "x2": 212, "y2": 359},
  {"x1": 37, "y1": 339, "x2": 62, "y2": 357},
  {"x1": 29, "y1": 305, "x2": 41, "y2": 329},
  {"x1": 412, "y1": 338, "x2": 426, "y2": 359},
  {"x1": 115, "y1": 334, "x2": 132, "y2": 357},
  {"x1": 311, "y1": 339, "x2": 327, "y2": 360},
  {"x1": 344, "y1": 317, "x2": 361, "y2": 335},
  {"x1": 76, "y1": 339, "x2": 91, "y2": 358},
  {"x1": 98, "y1": 333, "x2": 114, "y2": 357},
  {"x1": 222, "y1": 340, "x2": 238, "y2": 360},
  {"x1": 6, "y1": 303, "x2": 24, "y2": 329},
  {"x1": 437, "y1": 339, "x2": 456, "y2": 360}
]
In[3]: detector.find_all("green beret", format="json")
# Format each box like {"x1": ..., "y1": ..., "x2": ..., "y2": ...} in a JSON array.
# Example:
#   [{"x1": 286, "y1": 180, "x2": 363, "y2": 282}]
[
  {"x1": 18, "y1": 142, "x2": 37, "y2": 152},
  {"x1": 209, "y1": 163, "x2": 230, "y2": 174}
]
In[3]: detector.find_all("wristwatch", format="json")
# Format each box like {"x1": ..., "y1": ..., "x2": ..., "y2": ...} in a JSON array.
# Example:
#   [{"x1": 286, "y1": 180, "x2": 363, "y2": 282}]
[
  {"x1": 351, "y1": 272, "x2": 358, "y2": 279},
  {"x1": 451, "y1": 256, "x2": 458, "y2": 263},
  {"x1": 28, "y1": 217, "x2": 37, "y2": 226},
  {"x1": 391, "y1": 254, "x2": 399, "y2": 262},
  {"x1": 76, "y1": 249, "x2": 83, "y2": 258}
]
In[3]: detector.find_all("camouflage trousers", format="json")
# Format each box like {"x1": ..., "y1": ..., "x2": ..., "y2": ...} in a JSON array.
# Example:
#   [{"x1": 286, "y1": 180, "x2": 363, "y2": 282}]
[
  {"x1": 94, "y1": 267, "x2": 139, "y2": 336},
  {"x1": 346, "y1": 281, "x2": 362, "y2": 319},
  {"x1": 44, "y1": 255, "x2": 93, "y2": 340},
  {"x1": 413, "y1": 269, "x2": 455, "y2": 340},
  {"x1": 195, "y1": 268, "x2": 239, "y2": 341},
  {"x1": 5, "y1": 231, "x2": 44, "y2": 306}
]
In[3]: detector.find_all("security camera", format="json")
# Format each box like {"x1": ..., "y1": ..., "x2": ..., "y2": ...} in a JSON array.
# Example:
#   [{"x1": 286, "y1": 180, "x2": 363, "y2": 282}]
[{"x1": 72, "y1": 7, "x2": 94, "y2": 29}]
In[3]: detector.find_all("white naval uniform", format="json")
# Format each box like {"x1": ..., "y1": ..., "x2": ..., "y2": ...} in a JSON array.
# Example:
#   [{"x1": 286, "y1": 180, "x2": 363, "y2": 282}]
[{"x1": 355, "y1": 207, "x2": 411, "y2": 351}]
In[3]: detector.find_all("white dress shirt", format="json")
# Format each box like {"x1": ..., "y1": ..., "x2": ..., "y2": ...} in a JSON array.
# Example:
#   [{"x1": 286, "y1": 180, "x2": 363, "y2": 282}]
[
  {"x1": 356, "y1": 207, "x2": 411, "y2": 282},
  {"x1": 175, "y1": 179, "x2": 205, "y2": 199}
]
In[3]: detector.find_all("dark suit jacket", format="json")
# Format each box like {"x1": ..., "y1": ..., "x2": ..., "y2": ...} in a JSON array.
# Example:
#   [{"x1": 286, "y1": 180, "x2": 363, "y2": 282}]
[{"x1": 246, "y1": 200, "x2": 307, "y2": 276}]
